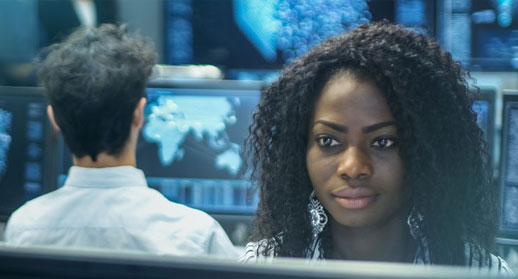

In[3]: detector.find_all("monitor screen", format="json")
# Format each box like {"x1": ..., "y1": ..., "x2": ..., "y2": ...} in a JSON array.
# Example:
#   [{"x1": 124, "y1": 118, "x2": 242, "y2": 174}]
[
  {"x1": 471, "y1": 0, "x2": 518, "y2": 70},
  {"x1": 369, "y1": 0, "x2": 435, "y2": 36},
  {"x1": 57, "y1": 81, "x2": 262, "y2": 215},
  {"x1": 0, "y1": 87, "x2": 56, "y2": 221},
  {"x1": 499, "y1": 91, "x2": 518, "y2": 236},
  {"x1": 137, "y1": 85, "x2": 260, "y2": 214},
  {"x1": 164, "y1": 0, "x2": 435, "y2": 80},
  {"x1": 438, "y1": 0, "x2": 518, "y2": 70}
]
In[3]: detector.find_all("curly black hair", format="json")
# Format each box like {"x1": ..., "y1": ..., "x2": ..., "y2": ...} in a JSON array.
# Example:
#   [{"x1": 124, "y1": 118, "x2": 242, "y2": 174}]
[
  {"x1": 38, "y1": 24, "x2": 156, "y2": 161},
  {"x1": 248, "y1": 21, "x2": 497, "y2": 265}
]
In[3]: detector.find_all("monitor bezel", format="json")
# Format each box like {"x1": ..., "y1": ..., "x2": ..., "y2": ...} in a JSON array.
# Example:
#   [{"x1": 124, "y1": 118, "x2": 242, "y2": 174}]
[
  {"x1": 498, "y1": 90, "x2": 518, "y2": 238},
  {"x1": 147, "y1": 78, "x2": 265, "y2": 91},
  {"x1": 0, "y1": 245, "x2": 502, "y2": 279}
]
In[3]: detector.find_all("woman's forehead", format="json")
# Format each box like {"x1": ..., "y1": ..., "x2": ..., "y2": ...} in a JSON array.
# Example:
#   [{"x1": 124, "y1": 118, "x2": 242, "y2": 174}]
[{"x1": 316, "y1": 75, "x2": 390, "y2": 111}]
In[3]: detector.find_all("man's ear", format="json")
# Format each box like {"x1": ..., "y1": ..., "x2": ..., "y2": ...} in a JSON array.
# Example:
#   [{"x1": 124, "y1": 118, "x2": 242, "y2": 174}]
[
  {"x1": 47, "y1": 105, "x2": 60, "y2": 132},
  {"x1": 133, "y1": 97, "x2": 147, "y2": 129}
]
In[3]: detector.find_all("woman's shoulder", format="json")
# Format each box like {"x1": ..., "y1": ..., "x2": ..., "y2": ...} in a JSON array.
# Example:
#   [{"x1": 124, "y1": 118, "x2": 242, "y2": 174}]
[{"x1": 464, "y1": 243, "x2": 514, "y2": 275}]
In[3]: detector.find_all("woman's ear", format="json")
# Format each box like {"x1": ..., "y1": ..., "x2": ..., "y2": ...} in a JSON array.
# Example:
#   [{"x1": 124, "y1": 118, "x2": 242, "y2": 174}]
[
  {"x1": 133, "y1": 97, "x2": 147, "y2": 129},
  {"x1": 46, "y1": 105, "x2": 60, "y2": 132}
]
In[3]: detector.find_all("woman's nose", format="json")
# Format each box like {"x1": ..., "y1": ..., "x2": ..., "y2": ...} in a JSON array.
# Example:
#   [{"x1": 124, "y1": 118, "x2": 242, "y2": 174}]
[{"x1": 337, "y1": 146, "x2": 373, "y2": 181}]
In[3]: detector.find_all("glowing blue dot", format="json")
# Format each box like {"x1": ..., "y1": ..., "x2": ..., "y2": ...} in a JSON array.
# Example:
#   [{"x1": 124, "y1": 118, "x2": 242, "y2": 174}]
[{"x1": 498, "y1": 12, "x2": 512, "y2": 27}]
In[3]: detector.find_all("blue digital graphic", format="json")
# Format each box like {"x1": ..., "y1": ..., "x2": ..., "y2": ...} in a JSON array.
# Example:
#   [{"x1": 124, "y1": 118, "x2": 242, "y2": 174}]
[
  {"x1": 506, "y1": 108, "x2": 518, "y2": 185},
  {"x1": 396, "y1": 0, "x2": 427, "y2": 26},
  {"x1": 496, "y1": 0, "x2": 514, "y2": 27},
  {"x1": 504, "y1": 186, "x2": 518, "y2": 227},
  {"x1": 166, "y1": 0, "x2": 193, "y2": 64},
  {"x1": 470, "y1": 0, "x2": 518, "y2": 70},
  {"x1": 27, "y1": 120, "x2": 42, "y2": 141},
  {"x1": 27, "y1": 142, "x2": 42, "y2": 160},
  {"x1": 477, "y1": 30, "x2": 518, "y2": 69},
  {"x1": 274, "y1": 0, "x2": 371, "y2": 62},
  {"x1": 0, "y1": 109, "x2": 12, "y2": 181},
  {"x1": 472, "y1": 100, "x2": 489, "y2": 138},
  {"x1": 25, "y1": 162, "x2": 41, "y2": 181},
  {"x1": 234, "y1": 0, "x2": 280, "y2": 62},
  {"x1": 143, "y1": 95, "x2": 241, "y2": 175}
]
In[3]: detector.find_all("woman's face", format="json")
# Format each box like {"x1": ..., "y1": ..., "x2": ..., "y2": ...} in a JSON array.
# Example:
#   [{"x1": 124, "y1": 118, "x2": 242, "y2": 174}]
[{"x1": 306, "y1": 74, "x2": 407, "y2": 229}]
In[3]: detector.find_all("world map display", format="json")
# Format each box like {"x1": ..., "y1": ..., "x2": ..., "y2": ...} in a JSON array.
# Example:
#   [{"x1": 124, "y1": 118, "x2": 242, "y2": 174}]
[
  {"x1": 137, "y1": 89, "x2": 259, "y2": 181},
  {"x1": 142, "y1": 95, "x2": 242, "y2": 176}
]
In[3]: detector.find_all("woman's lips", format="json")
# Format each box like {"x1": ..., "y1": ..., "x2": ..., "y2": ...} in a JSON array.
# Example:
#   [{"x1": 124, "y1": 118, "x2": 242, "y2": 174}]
[{"x1": 331, "y1": 187, "x2": 379, "y2": 209}]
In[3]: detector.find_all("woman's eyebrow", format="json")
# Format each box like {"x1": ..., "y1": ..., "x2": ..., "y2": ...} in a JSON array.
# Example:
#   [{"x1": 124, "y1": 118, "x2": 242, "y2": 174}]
[
  {"x1": 362, "y1": 121, "x2": 397, "y2": 133},
  {"x1": 312, "y1": 120, "x2": 396, "y2": 134},
  {"x1": 312, "y1": 120, "x2": 348, "y2": 132}
]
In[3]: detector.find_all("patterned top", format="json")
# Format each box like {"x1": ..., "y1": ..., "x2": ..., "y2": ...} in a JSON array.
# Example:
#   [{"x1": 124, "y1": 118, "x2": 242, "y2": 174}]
[{"x1": 241, "y1": 210, "x2": 514, "y2": 275}]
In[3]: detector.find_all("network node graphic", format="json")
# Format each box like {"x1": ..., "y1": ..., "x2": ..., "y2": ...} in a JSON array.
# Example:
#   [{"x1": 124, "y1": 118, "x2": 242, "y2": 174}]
[
  {"x1": 274, "y1": 0, "x2": 371, "y2": 62},
  {"x1": 233, "y1": 0, "x2": 371, "y2": 64}
]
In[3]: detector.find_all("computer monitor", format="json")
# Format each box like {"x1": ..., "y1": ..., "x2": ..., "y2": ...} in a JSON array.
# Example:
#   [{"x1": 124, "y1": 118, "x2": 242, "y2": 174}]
[
  {"x1": 138, "y1": 80, "x2": 262, "y2": 215},
  {"x1": 470, "y1": 0, "x2": 518, "y2": 70},
  {"x1": 472, "y1": 87, "x2": 496, "y2": 164},
  {"x1": 0, "y1": 86, "x2": 57, "y2": 222},
  {"x1": 498, "y1": 90, "x2": 518, "y2": 237},
  {"x1": 369, "y1": 0, "x2": 435, "y2": 36},
  {"x1": 438, "y1": 0, "x2": 518, "y2": 71},
  {"x1": 0, "y1": 245, "x2": 506, "y2": 279},
  {"x1": 164, "y1": 0, "x2": 437, "y2": 81},
  {"x1": 57, "y1": 80, "x2": 263, "y2": 216}
]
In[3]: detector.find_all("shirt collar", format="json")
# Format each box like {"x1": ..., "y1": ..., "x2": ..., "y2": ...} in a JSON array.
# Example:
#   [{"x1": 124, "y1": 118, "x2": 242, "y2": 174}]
[{"x1": 63, "y1": 166, "x2": 148, "y2": 189}]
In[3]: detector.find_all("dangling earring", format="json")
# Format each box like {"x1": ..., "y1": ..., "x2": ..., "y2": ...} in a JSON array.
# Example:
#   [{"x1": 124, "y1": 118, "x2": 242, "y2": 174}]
[
  {"x1": 407, "y1": 206, "x2": 425, "y2": 240},
  {"x1": 308, "y1": 190, "x2": 328, "y2": 239}
]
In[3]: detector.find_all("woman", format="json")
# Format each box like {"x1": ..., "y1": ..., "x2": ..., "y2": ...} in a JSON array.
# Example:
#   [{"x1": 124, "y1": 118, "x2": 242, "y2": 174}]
[{"x1": 242, "y1": 22, "x2": 512, "y2": 273}]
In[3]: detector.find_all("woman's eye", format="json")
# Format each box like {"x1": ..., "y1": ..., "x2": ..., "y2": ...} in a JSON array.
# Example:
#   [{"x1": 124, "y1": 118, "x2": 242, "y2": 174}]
[
  {"x1": 316, "y1": 136, "x2": 341, "y2": 147},
  {"x1": 372, "y1": 137, "x2": 397, "y2": 149}
]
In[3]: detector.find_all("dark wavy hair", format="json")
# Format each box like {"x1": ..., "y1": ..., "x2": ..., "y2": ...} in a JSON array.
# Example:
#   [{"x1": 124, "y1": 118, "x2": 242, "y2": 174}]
[
  {"x1": 248, "y1": 21, "x2": 497, "y2": 265},
  {"x1": 38, "y1": 24, "x2": 156, "y2": 161}
]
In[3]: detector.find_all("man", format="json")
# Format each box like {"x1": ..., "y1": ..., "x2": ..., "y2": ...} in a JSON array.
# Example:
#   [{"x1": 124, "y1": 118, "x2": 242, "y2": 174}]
[{"x1": 5, "y1": 24, "x2": 237, "y2": 258}]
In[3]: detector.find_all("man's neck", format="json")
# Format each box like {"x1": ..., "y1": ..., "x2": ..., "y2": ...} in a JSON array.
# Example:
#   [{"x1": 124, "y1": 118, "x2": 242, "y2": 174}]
[
  {"x1": 73, "y1": 150, "x2": 136, "y2": 168},
  {"x1": 73, "y1": 129, "x2": 140, "y2": 168}
]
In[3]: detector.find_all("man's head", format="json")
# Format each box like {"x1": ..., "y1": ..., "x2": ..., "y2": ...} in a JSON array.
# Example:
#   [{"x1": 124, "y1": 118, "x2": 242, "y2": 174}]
[{"x1": 39, "y1": 24, "x2": 156, "y2": 161}]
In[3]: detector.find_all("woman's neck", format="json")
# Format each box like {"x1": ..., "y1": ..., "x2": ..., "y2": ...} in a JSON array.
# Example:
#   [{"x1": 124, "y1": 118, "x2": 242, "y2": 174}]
[{"x1": 329, "y1": 211, "x2": 416, "y2": 263}]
